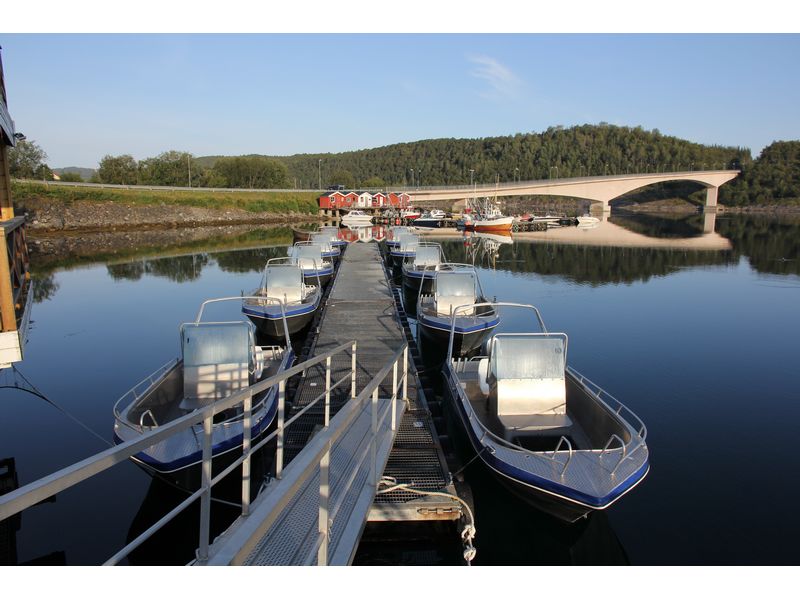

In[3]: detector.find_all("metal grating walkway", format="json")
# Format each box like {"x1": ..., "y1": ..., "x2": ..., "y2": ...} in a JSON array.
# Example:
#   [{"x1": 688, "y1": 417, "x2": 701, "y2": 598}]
[{"x1": 203, "y1": 242, "x2": 461, "y2": 565}]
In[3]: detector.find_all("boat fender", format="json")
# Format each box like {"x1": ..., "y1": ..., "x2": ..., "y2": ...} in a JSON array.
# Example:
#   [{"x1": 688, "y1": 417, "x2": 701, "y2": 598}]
[{"x1": 477, "y1": 358, "x2": 490, "y2": 396}]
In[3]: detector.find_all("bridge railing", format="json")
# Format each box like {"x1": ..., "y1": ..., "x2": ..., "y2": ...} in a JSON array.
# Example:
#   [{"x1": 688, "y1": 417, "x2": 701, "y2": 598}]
[{"x1": 0, "y1": 339, "x2": 360, "y2": 565}]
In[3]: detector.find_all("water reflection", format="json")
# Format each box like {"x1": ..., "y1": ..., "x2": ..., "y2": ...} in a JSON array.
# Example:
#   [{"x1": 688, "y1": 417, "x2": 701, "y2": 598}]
[
  {"x1": 107, "y1": 254, "x2": 211, "y2": 282},
  {"x1": 610, "y1": 211, "x2": 709, "y2": 238}
]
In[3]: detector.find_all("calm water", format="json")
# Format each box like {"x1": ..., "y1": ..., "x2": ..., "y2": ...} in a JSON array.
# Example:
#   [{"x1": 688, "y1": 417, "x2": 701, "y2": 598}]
[{"x1": 2, "y1": 213, "x2": 799, "y2": 565}]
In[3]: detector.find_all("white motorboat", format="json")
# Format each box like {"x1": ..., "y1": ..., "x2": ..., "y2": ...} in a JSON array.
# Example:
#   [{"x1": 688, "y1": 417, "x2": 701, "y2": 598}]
[
  {"x1": 113, "y1": 298, "x2": 295, "y2": 489},
  {"x1": 341, "y1": 210, "x2": 373, "y2": 225},
  {"x1": 443, "y1": 302, "x2": 649, "y2": 522}
]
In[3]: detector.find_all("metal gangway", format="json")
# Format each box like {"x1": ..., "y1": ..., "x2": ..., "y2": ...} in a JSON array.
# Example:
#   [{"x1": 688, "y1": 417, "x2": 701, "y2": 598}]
[{"x1": 0, "y1": 339, "x2": 409, "y2": 566}]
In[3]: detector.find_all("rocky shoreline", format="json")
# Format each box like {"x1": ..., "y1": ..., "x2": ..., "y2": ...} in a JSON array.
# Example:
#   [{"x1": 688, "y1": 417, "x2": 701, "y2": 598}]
[{"x1": 15, "y1": 196, "x2": 320, "y2": 233}]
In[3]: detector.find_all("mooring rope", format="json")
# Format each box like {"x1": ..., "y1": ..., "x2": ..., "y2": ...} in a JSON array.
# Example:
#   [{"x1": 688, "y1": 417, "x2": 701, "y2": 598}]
[{"x1": 376, "y1": 475, "x2": 477, "y2": 565}]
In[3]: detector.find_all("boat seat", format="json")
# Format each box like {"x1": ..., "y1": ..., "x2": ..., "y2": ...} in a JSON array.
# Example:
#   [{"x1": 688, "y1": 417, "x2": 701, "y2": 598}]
[
  {"x1": 488, "y1": 334, "x2": 572, "y2": 439},
  {"x1": 436, "y1": 295, "x2": 476, "y2": 317},
  {"x1": 180, "y1": 322, "x2": 253, "y2": 411}
]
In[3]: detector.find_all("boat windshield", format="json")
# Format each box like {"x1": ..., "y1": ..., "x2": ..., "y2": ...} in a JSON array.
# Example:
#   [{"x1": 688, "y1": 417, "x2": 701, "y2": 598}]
[
  {"x1": 398, "y1": 235, "x2": 419, "y2": 252},
  {"x1": 491, "y1": 334, "x2": 566, "y2": 380},
  {"x1": 182, "y1": 322, "x2": 252, "y2": 367},
  {"x1": 291, "y1": 245, "x2": 324, "y2": 268},
  {"x1": 414, "y1": 246, "x2": 440, "y2": 267},
  {"x1": 310, "y1": 235, "x2": 333, "y2": 252},
  {"x1": 435, "y1": 272, "x2": 475, "y2": 298}
]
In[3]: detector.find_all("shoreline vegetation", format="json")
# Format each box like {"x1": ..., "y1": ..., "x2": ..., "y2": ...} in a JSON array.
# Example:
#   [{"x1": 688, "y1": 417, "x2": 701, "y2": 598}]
[
  {"x1": 11, "y1": 181, "x2": 321, "y2": 233},
  {"x1": 13, "y1": 180, "x2": 800, "y2": 237}
]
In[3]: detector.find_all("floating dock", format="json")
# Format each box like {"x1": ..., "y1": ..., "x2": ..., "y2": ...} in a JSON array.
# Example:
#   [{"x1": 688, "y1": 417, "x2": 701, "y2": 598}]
[
  {"x1": 285, "y1": 243, "x2": 460, "y2": 521},
  {"x1": 203, "y1": 242, "x2": 463, "y2": 565}
]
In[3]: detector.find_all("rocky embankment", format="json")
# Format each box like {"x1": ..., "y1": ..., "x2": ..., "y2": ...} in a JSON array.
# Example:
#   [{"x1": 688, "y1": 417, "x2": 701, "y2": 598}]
[{"x1": 15, "y1": 196, "x2": 319, "y2": 233}]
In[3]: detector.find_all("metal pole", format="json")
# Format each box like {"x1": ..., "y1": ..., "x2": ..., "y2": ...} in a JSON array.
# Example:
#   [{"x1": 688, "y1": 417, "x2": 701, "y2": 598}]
[
  {"x1": 325, "y1": 356, "x2": 331, "y2": 427},
  {"x1": 402, "y1": 346, "x2": 408, "y2": 401},
  {"x1": 392, "y1": 358, "x2": 398, "y2": 432},
  {"x1": 318, "y1": 439, "x2": 331, "y2": 566},
  {"x1": 198, "y1": 412, "x2": 213, "y2": 562},
  {"x1": 370, "y1": 386, "x2": 378, "y2": 486},
  {"x1": 276, "y1": 379, "x2": 286, "y2": 480},
  {"x1": 318, "y1": 159, "x2": 322, "y2": 190},
  {"x1": 241, "y1": 390, "x2": 252, "y2": 517},
  {"x1": 351, "y1": 341, "x2": 357, "y2": 399}
]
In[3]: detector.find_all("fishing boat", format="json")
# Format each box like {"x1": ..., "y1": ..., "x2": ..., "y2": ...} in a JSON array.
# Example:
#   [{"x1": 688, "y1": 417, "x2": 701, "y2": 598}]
[
  {"x1": 388, "y1": 233, "x2": 419, "y2": 269},
  {"x1": 401, "y1": 242, "x2": 445, "y2": 296},
  {"x1": 462, "y1": 198, "x2": 514, "y2": 233},
  {"x1": 112, "y1": 297, "x2": 295, "y2": 489},
  {"x1": 287, "y1": 242, "x2": 334, "y2": 286},
  {"x1": 341, "y1": 209, "x2": 373, "y2": 226},
  {"x1": 443, "y1": 302, "x2": 649, "y2": 522},
  {"x1": 241, "y1": 260, "x2": 322, "y2": 339},
  {"x1": 416, "y1": 263, "x2": 499, "y2": 356},
  {"x1": 412, "y1": 209, "x2": 447, "y2": 229},
  {"x1": 400, "y1": 208, "x2": 422, "y2": 221}
]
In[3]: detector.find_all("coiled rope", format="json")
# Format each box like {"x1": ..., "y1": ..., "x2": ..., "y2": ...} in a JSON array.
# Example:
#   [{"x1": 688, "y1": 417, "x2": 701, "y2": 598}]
[{"x1": 376, "y1": 476, "x2": 477, "y2": 565}]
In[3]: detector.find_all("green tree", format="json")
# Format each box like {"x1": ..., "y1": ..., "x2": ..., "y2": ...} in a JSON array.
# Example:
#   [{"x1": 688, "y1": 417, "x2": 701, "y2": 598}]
[
  {"x1": 138, "y1": 151, "x2": 204, "y2": 187},
  {"x1": 210, "y1": 156, "x2": 289, "y2": 189},
  {"x1": 8, "y1": 139, "x2": 47, "y2": 179},
  {"x1": 59, "y1": 172, "x2": 83, "y2": 182},
  {"x1": 362, "y1": 176, "x2": 385, "y2": 188},
  {"x1": 97, "y1": 154, "x2": 138, "y2": 184},
  {"x1": 329, "y1": 169, "x2": 355, "y2": 189}
]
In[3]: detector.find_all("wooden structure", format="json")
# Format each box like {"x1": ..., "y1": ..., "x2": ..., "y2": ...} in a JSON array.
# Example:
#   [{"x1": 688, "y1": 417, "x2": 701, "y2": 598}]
[{"x1": 0, "y1": 48, "x2": 31, "y2": 368}]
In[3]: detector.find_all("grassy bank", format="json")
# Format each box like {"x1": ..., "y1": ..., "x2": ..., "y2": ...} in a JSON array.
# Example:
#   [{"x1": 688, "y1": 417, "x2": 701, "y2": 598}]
[{"x1": 12, "y1": 181, "x2": 321, "y2": 214}]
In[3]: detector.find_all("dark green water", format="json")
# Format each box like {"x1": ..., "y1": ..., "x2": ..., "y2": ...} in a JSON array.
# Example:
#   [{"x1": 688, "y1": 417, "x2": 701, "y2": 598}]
[{"x1": 2, "y1": 213, "x2": 799, "y2": 565}]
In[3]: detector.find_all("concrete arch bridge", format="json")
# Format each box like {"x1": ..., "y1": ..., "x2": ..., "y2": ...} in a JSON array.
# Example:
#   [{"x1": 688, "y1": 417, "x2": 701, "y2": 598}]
[{"x1": 408, "y1": 170, "x2": 739, "y2": 212}]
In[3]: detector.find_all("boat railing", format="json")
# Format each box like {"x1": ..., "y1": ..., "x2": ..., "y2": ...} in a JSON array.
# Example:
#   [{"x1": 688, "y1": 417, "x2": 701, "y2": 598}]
[
  {"x1": 0, "y1": 339, "x2": 378, "y2": 566},
  {"x1": 113, "y1": 358, "x2": 179, "y2": 431},
  {"x1": 566, "y1": 366, "x2": 648, "y2": 473}
]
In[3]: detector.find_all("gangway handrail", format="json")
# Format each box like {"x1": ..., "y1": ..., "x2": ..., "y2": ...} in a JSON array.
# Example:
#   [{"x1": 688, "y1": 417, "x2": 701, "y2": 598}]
[
  {"x1": 0, "y1": 339, "x2": 359, "y2": 564},
  {"x1": 205, "y1": 342, "x2": 409, "y2": 566}
]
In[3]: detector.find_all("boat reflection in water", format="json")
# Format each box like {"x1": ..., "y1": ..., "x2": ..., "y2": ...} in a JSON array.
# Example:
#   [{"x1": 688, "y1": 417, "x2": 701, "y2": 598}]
[{"x1": 459, "y1": 452, "x2": 630, "y2": 565}]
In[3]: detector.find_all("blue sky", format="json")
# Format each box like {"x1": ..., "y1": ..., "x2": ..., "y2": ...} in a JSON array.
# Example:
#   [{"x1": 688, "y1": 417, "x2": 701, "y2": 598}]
[{"x1": 1, "y1": 33, "x2": 798, "y2": 168}]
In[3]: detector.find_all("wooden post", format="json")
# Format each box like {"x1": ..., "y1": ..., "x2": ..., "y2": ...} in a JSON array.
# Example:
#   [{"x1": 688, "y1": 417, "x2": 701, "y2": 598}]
[
  {"x1": 0, "y1": 144, "x2": 14, "y2": 221},
  {"x1": 0, "y1": 219, "x2": 13, "y2": 332}
]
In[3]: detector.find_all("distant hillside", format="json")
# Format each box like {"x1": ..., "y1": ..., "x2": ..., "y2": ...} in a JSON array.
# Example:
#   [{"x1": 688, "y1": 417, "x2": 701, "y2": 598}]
[
  {"x1": 53, "y1": 166, "x2": 96, "y2": 180},
  {"x1": 197, "y1": 124, "x2": 750, "y2": 190}
]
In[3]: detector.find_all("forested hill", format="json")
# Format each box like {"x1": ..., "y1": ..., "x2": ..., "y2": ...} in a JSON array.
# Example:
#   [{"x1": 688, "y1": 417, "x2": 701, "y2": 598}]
[{"x1": 199, "y1": 124, "x2": 750, "y2": 189}]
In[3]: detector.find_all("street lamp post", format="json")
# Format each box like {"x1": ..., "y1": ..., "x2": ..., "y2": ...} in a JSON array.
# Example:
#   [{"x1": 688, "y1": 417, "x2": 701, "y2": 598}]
[
  {"x1": 514, "y1": 167, "x2": 519, "y2": 183},
  {"x1": 469, "y1": 169, "x2": 474, "y2": 188},
  {"x1": 410, "y1": 168, "x2": 414, "y2": 189},
  {"x1": 318, "y1": 159, "x2": 322, "y2": 190}
]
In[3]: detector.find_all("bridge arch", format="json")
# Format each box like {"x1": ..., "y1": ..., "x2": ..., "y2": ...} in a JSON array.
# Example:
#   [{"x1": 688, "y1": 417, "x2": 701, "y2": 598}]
[{"x1": 409, "y1": 170, "x2": 739, "y2": 212}]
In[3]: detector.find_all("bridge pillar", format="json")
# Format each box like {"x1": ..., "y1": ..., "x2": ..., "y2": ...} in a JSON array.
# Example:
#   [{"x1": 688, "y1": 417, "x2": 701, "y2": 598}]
[
  {"x1": 705, "y1": 186, "x2": 719, "y2": 211},
  {"x1": 703, "y1": 212, "x2": 717, "y2": 234}
]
